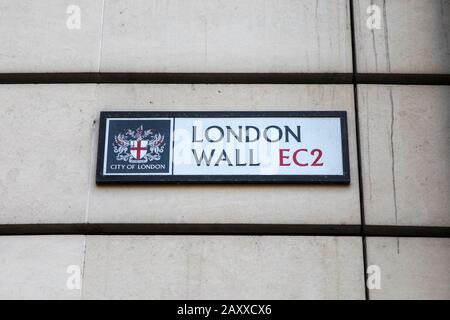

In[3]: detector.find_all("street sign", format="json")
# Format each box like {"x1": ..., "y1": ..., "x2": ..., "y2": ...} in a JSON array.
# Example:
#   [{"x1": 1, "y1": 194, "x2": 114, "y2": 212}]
[{"x1": 96, "y1": 111, "x2": 350, "y2": 184}]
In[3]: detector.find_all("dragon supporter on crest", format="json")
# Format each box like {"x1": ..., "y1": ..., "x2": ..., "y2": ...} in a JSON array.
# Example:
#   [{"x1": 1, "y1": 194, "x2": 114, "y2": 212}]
[{"x1": 113, "y1": 125, "x2": 166, "y2": 164}]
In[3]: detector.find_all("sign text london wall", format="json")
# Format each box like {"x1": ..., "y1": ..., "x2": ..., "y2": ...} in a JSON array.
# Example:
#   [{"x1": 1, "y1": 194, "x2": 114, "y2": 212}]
[{"x1": 96, "y1": 111, "x2": 350, "y2": 184}]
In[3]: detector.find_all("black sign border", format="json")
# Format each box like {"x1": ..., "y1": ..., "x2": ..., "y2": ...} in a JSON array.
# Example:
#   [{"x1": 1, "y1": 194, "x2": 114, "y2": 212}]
[{"x1": 96, "y1": 111, "x2": 350, "y2": 184}]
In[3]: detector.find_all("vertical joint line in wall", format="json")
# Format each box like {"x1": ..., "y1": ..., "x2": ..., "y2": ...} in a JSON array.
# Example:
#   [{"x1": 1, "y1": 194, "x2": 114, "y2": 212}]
[
  {"x1": 362, "y1": 236, "x2": 369, "y2": 299},
  {"x1": 171, "y1": 118, "x2": 176, "y2": 175},
  {"x1": 389, "y1": 88, "x2": 398, "y2": 224},
  {"x1": 355, "y1": 84, "x2": 369, "y2": 300},
  {"x1": 349, "y1": 0, "x2": 369, "y2": 300},
  {"x1": 97, "y1": 0, "x2": 106, "y2": 72}
]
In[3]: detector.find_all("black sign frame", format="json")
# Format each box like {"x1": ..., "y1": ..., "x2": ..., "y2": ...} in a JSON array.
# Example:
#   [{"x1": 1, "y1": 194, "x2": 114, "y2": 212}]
[{"x1": 96, "y1": 111, "x2": 350, "y2": 184}]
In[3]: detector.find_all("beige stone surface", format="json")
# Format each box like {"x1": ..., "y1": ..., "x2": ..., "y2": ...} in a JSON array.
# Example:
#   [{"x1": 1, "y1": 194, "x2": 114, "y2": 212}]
[
  {"x1": 0, "y1": 0, "x2": 352, "y2": 73},
  {"x1": 366, "y1": 237, "x2": 450, "y2": 300},
  {"x1": 99, "y1": 0, "x2": 352, "y2": 72},
  {"x1": 0, "y1": 85, "x2": 99, "y2": 224},
  {"x1": 0, "y1": 84, "x2": 360, "y2": 225},
  {"x1": 0, "y1": 0, "x2": 103, "y2": 72},
  {"x1": 82, "y1": 236, "x2": 365, "y2": 299},
  {"x1": 358, "y1": 85, "x2": 450, "y2": 226},
  {"x1": 354, "y1": 0, "x2": 450, "y2": 74},
  {"x1": 0, "y1": 236, "x2": 85, "y2": 300}
]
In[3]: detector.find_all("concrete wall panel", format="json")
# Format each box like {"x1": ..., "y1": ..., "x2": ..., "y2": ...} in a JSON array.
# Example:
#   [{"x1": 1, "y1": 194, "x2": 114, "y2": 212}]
[
  {"x1": 0, "y1": 236, "x2": 85, "y2": 300},
  {"x1": 99, "y1": 0, "x2": 352, "y2": 73},
  {"x1": 0, "y1": 0, "x2": 103, "y2": 72},
  {"x1": 358, "y1": 85, "x2": 450, "y2": 226},
  {"x1": 90, "y1": 84, "x2": 359, "y2": 224},
  {"x1": 366, "y1": 237, "x2": 450, "y2": 300},
  {"x1": 0, "y1": 84, "x2": 360, "y2": 225},
  {"x1": 0, "y1": 85, "x2": 99, "y2": 224},
  {"x1": 82, "y1": 236, "x2": 365, "y2": 299},
  {"x1": 354, "y1": 0, "x2": 450, "y2": 74}
]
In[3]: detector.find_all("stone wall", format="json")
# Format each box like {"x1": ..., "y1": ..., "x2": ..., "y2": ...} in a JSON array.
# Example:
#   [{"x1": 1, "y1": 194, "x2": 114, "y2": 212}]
[{"x1": 0, "y1": 0, "x2": 448, "y2": 299}]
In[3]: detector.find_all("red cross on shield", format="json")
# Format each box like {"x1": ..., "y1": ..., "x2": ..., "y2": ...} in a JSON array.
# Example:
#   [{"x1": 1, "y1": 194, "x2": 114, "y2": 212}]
[{"x1": 130, "y1": 140, "x2": 148, "y2": 160}]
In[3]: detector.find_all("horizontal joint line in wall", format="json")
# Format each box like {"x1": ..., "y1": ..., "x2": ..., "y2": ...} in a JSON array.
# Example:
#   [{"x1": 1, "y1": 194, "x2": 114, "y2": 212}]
[
  {"x1": 0, "y1": 73, "x2": 448, "y2": 85},
  {"x1": 0, "y1": 224, "x2": 449, "y2": 238}
]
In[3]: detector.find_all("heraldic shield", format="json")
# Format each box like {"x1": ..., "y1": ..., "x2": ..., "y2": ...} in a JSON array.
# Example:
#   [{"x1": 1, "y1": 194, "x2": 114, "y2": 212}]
[{"x1": 130, "y1": 140, "x2": 148, "y2": 160}]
